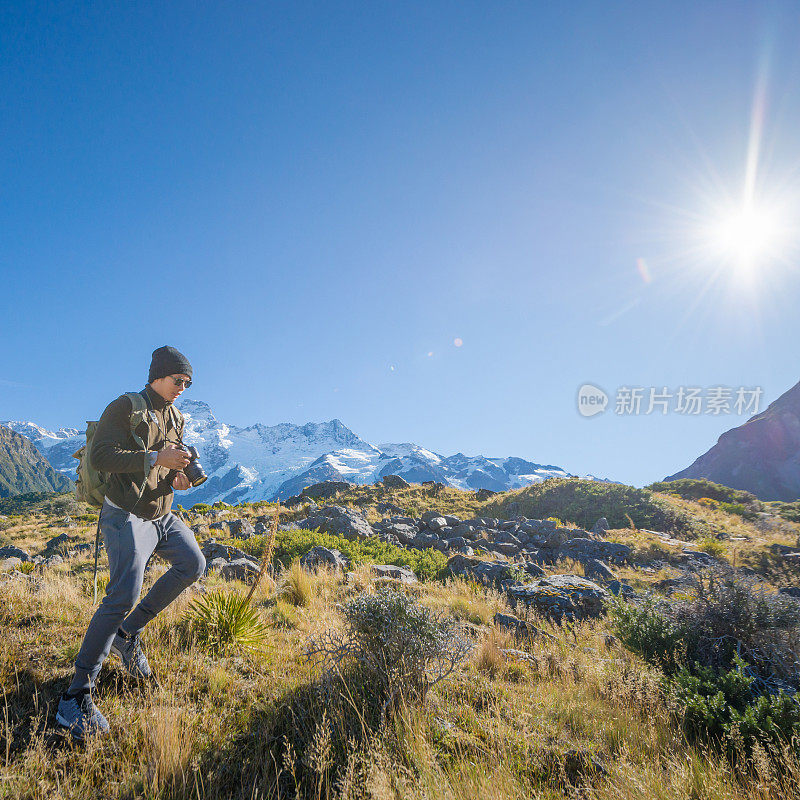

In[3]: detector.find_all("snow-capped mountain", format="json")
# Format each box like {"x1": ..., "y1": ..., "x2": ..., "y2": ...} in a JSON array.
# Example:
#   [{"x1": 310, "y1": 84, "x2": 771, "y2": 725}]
[{"x1": 2, "y1": 398, "x2": 590, "y2": 504}]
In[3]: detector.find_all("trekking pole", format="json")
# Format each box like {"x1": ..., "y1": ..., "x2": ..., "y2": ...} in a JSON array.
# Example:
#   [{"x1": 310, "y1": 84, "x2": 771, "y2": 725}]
[
  {"x1": 244, "y1": 501, "x2": 280, "y2": 608},
  {"x1": 92, "y1": 517, "x2": 102, "y2": 605}
]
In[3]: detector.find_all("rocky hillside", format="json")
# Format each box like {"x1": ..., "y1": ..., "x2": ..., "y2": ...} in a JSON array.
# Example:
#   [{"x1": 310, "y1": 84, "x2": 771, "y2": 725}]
[
  {"x1": 666, "y1": 379, "x2": 800, "y2": 502},
  {"x1": 3, "y1": 398, "x2": 596, "y2": 504},
  {"x1": 0, "y1": 425, "x2": 74, "y2": 498},
  {"x1": 2, "y1": 477, "x2": 800, "y2": 798}
]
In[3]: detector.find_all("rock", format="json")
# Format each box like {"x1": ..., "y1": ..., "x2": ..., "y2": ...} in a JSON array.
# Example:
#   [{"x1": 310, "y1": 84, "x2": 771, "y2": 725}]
[
  {"x1": 679, "y1": 549, "x2": 718, "y2": 567},
  {"x1": 381, "y1": 474, "x2": 410, "y2": 489},
  {"x1": 771, "y1": 544, "x2": 800, "y2": 557},
  {"x1": 474, "y1": 488, "x2": 497, "y2": 500},
  {"x1": 563, "y1": 748, "x2": 607, "y2": 781},
  {"x1": 228, "y1": 519, "x2": 256, "y2": 539},
  {"x1": 492, "y1": 542, "x2": 521, "y2": 557},
  {"x1": 495, "y1": 531, "x2": 522, "y2": 546},
  {"x1": 558, "y1": 538, "x2": 631, "y2": 564},
  {"x1": 205, "y1": 509, "x2": 230, "y2": 519},
  {"x1": 205, "y1": 557, "x2": 229, "y2": 574},
  {"x1": 607, "y1": 580, "x2": 635, "y2": 598},
  {"x1": 0, "y1": 545, "x2": 31, "y2": 562},
  {"x1": 301, "y1": 480, "x2": 355, "y2": 500},
  {"x1": 443, "y1": 515, "x2": 461, "y2": 527},
  {"x1": 376, "y1": 502, "x2": 407, "y2": 515},
  {"x1": 447, "y1": 554, "x2": 544, "y2": 588},
  {"x1": 300, "y1": 546, "x2": 349, "y2": 571},
  {"x1": 201, "y1": 540, "x2": 252, "y2": 563},
  {"x1": 42, "y1": 555, "x2": 64, "y2": 567},
  {"x1": 778, "y1": 587, "x2": 800, "y2": 598},
  {"x1": 43, "y1": 532, "x2": 78, "y2": 555},
  {"x1": 410, "y1": 533, "x2": 441, "y2": 550},
  {"x1": 452, "y1": 523, "x2": 480, "y2": 540},
  {"x1": 209, "y1": 521, "x2": 226, "y2": 531},
  {"x1": 73, "y1": 542, "x2": 94, "y2": 555},
  {"x1": 296, "y1": 505, "x2": 374, "y2": 540},
  {"x1": 593, "y1": 517, "x2": 610, "y2": 536},
  {"x1": 580, "y1": 558, "x2": 617, "y2": 583},
  {"x1": 220, "y1": 558, "x2": 260, "y2": 582},
  {"x1": 506, "y1": 575, "x2": 608, "y2": 622},
  {"x1": 493, "y1": 612, "x2": 547, "y2": 639},
  {"x1": 0, "y1": 557, "x2": 22, "y2": 572},
  {"x1": 371, "y1": 564, "x2": 418, "y2": 584},
  {"x1": 254, "y1": 521, "x2": 268, "y2": 535},
  {"x1": 425, "y1": 516, "x2": 448, "y2": 532},
  {"x1": 445, "y1": 537, "x2": 469, "y2": 550}
]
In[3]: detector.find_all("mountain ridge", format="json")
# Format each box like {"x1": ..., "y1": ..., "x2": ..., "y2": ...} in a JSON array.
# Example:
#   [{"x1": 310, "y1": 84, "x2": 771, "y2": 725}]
[
  {"x1": 2, "y1": 399, "x2": 603, "y2": 504},
  {"x1": 665, "y1": 378, "x2": 800, "y2": 501}
]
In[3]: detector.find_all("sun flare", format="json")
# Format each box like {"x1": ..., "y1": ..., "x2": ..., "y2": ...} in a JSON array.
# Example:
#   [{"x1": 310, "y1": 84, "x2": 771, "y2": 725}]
[{"x1": 704, "y1": 202, "x2": 789, "y2": 270}]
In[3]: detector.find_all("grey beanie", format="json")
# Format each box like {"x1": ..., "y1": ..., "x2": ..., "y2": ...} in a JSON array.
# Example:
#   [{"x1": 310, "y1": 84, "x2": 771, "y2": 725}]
[{"x1": 148, "y1": 346, "x2": 193, "y2": 383}]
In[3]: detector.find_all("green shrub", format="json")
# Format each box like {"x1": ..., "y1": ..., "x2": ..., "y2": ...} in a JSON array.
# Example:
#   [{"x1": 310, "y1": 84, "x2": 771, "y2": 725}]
[
  {"x1": 191, "y1": 503, "x2": 211, "y2": 514},
  {"x1": 772, "y1": 500, "x2": 800, "y2": 523},
  {"x1": 718, "y1": 502, "x2": 758, "y2": 521},
  {"x1": 306, "y1": 588, "x2": 472, "y2": 707},
  {"x1": 608, "y1": 594, "x2": 685, "y2": 672},
  {"x1": 484, "y1": 478, "x2": 703, "y2": 536},
  {"x1": 697, "y1": 537, "x2": 727, "y2": 558},
  {"x1": 648, "y1": 478, "x2": 762, "y2": 511},
  {"x1": 673, "y1": 657, "x2": 800, "y2": 758},
  {"x1": 228, "y1": 528, "x2": 448, "y2": 581}
]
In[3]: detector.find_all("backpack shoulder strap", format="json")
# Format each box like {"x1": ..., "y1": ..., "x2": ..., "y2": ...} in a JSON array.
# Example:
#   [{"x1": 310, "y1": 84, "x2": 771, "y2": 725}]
[{"x1": 123, "y1": 392, "x2": 150, "y2": 451}]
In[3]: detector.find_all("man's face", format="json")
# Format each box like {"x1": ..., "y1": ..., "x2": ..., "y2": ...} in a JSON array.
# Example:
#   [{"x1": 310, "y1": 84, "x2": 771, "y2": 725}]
[{"x1": 150, "y1": 373, "x2": 192, "y2": 402}]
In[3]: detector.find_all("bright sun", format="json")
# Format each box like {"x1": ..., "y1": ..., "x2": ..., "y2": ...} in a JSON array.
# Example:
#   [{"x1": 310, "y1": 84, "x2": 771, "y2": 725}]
[{"x1": 703, "y1": 202, "x2": 789, "y2": 272}]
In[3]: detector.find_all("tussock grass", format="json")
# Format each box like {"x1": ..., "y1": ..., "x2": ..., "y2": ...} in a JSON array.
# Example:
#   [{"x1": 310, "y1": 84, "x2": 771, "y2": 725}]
[{"x1": 2, "y1": 486, "x2": 800, "y2": 798}]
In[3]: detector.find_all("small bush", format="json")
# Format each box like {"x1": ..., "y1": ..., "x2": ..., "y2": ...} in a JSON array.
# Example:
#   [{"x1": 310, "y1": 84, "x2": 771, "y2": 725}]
[
  {"x1": 697, "y1": 537, "x2": 727, "y2": 558},
  {"x1": 191, "y1": 503, "x2": 211, "y2": 514},
  {"x1": 608, "y1": 594, "x2": 685, "y2": 673},
  {"x1": 719, "y1": 502, "x2": 758, "y2": 521},
  {"x1": 648, "y1": 478, "x2": 762, "y2": 511},
  {"x1": 185, "y1": 589, "x2": 269, "y2": 656},
  {"x1": 307, "y1": 588, "x2": 472, "y2": 711},
  {"x1": 673, "y1": 656, "x2": 800, "y2": 758}
]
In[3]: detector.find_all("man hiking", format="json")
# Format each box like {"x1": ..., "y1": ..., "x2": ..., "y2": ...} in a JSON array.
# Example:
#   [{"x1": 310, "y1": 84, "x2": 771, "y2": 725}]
[{"x1": 57, "y1": 345, "x2": 206, "y2": 740}]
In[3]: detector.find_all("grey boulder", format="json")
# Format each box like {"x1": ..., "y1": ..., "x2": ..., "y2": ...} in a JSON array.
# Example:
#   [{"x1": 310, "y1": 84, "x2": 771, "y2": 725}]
[
  {"x1": 296, "y1": 505, "x2": 374, "y2": 541},
  {"x1": 507, "y1": 575, "x2": 608, "y2": 621},
  {"x1": 371, "y1": 564, "x2": 418, "y2": 583},
  {"x1": 300, "y1": 546, "x2": 349, "y2": 571},
  {"x1": 381, "y1": 474, "x2": 410, "y2": 489}
]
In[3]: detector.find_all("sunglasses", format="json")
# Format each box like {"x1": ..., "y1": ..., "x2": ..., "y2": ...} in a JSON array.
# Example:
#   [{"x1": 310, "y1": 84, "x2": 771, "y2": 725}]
[{"x1": 170, "y1": 376, "x2": 192, "y2": 388}]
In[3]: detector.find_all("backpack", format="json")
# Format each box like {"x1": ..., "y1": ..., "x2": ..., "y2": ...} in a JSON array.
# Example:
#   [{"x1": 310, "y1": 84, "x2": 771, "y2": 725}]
[{"x1": 72, "y1": 392, "x2": 153, "y2": 508}]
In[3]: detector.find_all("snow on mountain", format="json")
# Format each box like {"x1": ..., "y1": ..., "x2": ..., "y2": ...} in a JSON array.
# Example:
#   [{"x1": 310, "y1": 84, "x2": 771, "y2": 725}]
[{"x1": 2, "y1": 398, "x2": 591, "y2": 504}]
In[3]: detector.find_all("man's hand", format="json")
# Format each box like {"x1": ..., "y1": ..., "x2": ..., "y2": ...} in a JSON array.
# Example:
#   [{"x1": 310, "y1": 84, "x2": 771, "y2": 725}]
[
  {"x1": 172, "y1": 472, "x2": 191, "y2": 491},
  {"x1": 155, "y1": 445, "x2": 191, "y2": 470}
]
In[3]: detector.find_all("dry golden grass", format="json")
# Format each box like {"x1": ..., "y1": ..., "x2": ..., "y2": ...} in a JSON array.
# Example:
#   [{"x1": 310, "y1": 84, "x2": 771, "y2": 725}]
[{"x1": 1, "y1": 492, "x2": 800, "y2": 798}]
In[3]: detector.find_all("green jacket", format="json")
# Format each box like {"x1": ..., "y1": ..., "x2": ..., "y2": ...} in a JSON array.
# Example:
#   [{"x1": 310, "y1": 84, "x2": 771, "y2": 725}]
[{"x1": 90, "y1": 384, "x2": 185, "y2": 520}]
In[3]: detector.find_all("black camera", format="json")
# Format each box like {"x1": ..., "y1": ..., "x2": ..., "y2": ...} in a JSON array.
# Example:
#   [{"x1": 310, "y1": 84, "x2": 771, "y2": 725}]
[{"x1": 181, "y1": 445, "x2": 207, "y2": 487}]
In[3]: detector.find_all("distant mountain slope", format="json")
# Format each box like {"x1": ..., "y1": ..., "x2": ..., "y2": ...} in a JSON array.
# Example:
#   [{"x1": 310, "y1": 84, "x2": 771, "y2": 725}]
[
  {"x1": 665, "y1": 379, "x2": 800, "y2": 502},
  {"x1": 3, "y1": 398, "x2": 597, "y2": 504},
  {"x1": 0, "y1": 425, "x2": 74, "y2": 498}
]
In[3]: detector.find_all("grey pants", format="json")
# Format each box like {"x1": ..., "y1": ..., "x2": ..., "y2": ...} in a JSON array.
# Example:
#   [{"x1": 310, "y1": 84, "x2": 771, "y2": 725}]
[{"x1": 69, "y1": 499, "x2": 206, "y2": 693}]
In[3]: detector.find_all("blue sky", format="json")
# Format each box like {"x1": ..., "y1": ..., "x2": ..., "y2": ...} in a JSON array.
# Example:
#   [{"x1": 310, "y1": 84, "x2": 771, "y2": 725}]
[{"x1": 2, "y1": 1, "x2": 800, "y2": 487}]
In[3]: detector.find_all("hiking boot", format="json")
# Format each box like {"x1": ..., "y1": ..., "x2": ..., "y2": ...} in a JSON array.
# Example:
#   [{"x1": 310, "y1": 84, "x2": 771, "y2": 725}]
[
  {"x1": 109, "y1": 629, "x2": 153, "y2": 680},
  {"x1": 56, "y1": 689, "x2": 110, "y2": 741}
]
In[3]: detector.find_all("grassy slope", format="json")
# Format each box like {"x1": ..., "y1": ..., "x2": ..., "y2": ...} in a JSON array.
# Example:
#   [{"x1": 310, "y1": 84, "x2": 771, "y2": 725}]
[{"x1": 1, "y1": 480, "x2": 800, "y2": 799}]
